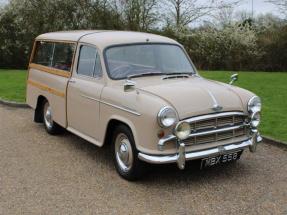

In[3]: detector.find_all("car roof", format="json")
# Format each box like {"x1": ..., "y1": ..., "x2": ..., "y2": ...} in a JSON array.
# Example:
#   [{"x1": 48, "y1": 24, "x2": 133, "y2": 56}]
[
  {"x1": 36, "y1": 30, "x2": 179, "y2": 49},
  {"x1": 36, "y1": 30, "x2": 106, "y2": 41}
]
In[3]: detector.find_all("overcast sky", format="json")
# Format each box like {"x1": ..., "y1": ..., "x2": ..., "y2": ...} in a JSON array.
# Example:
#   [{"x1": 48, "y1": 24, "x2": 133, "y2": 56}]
[
  {"x1": 0, "y1": 0, "x2": 7, "y2": 5},
  {"x1": 197, "y1": 0, "x2": 279, "y2": 16},
  {"x1": 229, "y1": 0, "x2": 279, "y2": 16}
]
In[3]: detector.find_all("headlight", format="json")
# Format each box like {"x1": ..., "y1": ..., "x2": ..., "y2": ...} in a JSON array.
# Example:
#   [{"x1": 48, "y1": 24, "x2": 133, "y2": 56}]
[
  {"x1": 248, "y1": 96, "x2": 261, "y2": 113},
  {"x1": 174, "y1": 121, "x2": 191, "y2": 140},
  {"x1": 157, "y1": 106, "x2": 178, "y2": 128},
  {"x1": 251, "y1": 112, "x2": 261, "y2": 128}
]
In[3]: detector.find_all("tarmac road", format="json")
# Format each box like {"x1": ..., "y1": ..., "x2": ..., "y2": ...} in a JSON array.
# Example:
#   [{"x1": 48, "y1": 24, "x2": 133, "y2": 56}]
[{"x1": 0, "y1": 104, "x2": 286, "y2": 215}]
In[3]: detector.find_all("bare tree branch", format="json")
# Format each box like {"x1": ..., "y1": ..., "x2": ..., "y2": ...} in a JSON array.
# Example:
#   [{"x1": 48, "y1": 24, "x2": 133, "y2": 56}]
[
  {"x1": 266, "y1": 0, "x2": 287, "y2": 17},
  {"x1": 162, "y1": 0, "x2": 240, "y2": 31}
]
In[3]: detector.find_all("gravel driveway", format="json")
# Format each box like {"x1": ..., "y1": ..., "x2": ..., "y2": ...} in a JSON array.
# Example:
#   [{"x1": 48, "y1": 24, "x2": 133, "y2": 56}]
[{"x1": 0, "y1": 104, "x2": 286, "y2": 215}]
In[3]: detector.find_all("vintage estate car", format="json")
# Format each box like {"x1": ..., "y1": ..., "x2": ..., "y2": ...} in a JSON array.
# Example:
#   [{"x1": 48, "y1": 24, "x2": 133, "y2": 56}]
[{"x1": 26, "y1": 30, "x2": 262, "y2": 180}]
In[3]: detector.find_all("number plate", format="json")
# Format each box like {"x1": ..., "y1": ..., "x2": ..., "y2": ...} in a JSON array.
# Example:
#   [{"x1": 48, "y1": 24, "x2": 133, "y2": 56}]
[{"x1": 200, "y1": 150, "x2": 243, "y2": 169}]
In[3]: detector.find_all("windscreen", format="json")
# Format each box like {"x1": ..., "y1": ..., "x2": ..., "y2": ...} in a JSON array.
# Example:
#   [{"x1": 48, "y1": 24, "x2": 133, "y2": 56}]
[{"x1": 105, "y1": 44, "x2": 195, "y2": 79}]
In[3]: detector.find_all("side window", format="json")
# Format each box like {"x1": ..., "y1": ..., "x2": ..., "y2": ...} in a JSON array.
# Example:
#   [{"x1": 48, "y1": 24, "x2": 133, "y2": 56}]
[
  {"x1": 52, "y1": 43, "x2": 75, "y2": 72},
  {"x1": 33, "y1": 41, "x2": 75, "y2": 72},
  {"x1": 33, "y1": 41, "x2": 54, "y2": 66},
  {"x1": 77, "y1": 45, "x2": 102, "y2": 78}
]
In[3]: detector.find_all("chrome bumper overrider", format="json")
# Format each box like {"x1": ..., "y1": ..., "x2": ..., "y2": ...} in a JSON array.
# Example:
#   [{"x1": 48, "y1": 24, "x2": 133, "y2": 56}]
[{"x1": 138, "y1": 133, "x2": 262, "y2": 170}]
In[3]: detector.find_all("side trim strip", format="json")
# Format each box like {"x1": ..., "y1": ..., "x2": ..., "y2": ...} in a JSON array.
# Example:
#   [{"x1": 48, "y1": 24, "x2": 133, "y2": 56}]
[
  {"x1": 81, "y1": 94, "x2": 101, "y2": 102},
  {"x1": 29, "y1": 63, "x2": 71, "y2": 78},
  {"x1": 101, "y1": 100, "x2": 141, "y2": 116},
  {"x1": 81, "y1": 94, "x2": 141, "y2": 116},
  {"x1": 28, "y1": 80, "x2": 65, "y2": 98}
]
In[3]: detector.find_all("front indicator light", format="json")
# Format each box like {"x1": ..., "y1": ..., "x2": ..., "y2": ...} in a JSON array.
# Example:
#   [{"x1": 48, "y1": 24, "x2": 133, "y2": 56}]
[{"x1": 251, "y1": 112, "x2": 261, "y2": 128}]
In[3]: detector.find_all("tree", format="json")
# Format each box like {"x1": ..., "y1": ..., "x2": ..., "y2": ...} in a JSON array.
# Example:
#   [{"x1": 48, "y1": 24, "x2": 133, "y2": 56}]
[
  {"x1": 162, "y1": 0, "x2": 240, "y2": 33},
  {"x1": 75, "y1": 0, "x2": 124, "y2": 29},
  {"x1": 113, "y1": 0, "x2": 158, "y2": 31},
  {"x1": 255, "y1": 13, "x2": 287, "y2": 70},
  {"x1": 163, "y1": 0, "x2": 213, "y2": 31},
  {"x1": 0, "y1": 0, "x2": 124, "y2": 68}
]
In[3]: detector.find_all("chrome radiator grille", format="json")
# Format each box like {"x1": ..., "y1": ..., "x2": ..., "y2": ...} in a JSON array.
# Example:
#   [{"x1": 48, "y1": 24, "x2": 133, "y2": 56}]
[{"x1": 184, "y1": 112, "x2": 248, "y2": 146}]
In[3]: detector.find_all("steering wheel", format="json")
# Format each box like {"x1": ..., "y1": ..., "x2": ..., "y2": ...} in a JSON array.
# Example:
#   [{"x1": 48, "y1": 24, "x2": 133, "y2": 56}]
[{"x1": 112, "y1": 65, "x2": 133, "y2": 77}]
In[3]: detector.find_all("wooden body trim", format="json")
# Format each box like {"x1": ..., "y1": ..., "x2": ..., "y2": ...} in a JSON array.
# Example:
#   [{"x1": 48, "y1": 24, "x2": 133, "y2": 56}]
[
  {"x1": 29, "y1": 63, "x2": 71, "y2": 78},
  {"x1": 27, "y1": 79, "x2": 65, "y2": 98}
]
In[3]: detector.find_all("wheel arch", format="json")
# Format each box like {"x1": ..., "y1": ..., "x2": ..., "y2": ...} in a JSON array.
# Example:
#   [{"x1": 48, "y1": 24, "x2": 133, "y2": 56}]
[
  {"x1": 103, "y1": 116, "x2": 138, "y2": 149},
  {"x1": 34, "y1": 95, "x2": 47, "y2": 123}
]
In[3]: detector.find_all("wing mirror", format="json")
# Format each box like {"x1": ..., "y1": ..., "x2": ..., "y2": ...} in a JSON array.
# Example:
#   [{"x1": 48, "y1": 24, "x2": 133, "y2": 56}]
[
  {"x1": 229, "y1": 73, "x2": 238, "y2": 85},
  {"x1": 124, "y1": 80, "x2": 136, "y2": 92}
]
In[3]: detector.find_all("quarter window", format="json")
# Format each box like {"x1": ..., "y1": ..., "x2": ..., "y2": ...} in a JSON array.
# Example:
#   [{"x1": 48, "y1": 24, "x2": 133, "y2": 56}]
[{"x1": 77, "y1": 45, "x2": 102, "y2": 78}]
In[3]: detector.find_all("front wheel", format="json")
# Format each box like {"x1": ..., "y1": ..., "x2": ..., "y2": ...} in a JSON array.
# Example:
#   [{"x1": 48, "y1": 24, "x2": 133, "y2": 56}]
[
  {"x1": 112, "y1": 125, "x2": 145, "y2": 181},
  {"x1": 42, "y1": 100, "x2": 63, "y2": 135}
]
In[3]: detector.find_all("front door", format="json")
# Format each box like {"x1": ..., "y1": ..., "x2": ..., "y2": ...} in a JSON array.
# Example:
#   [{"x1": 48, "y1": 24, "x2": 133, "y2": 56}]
[{"x1": 67, "y1": 44, "x2": 105, "y2": 140}]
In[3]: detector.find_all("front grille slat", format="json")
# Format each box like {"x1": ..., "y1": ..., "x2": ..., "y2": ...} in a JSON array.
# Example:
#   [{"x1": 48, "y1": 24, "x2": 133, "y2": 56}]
[
  {"x1": 195, "y1": 120, "x2": 216, "y2": 130},
  {"x1": 184, "y1": 113, "x2": 248, "y2": 146},
  {"x1": 196, "y1": 134, "x2": 216, "y2": 144},
  {"x1": 217, "y1": 116, "x2": 234, "y2": 127},
  {"x1": 217, "y1": 130, "x2": 234, "y2": 141},
  {"x1": 234, "y1": 128, "x2": 245, "y2": 137}
]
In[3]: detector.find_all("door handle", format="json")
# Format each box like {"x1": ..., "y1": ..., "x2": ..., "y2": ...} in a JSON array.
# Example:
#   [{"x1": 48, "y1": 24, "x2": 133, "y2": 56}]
[{"x1": 69, "y1": 80, "x2": 76, "y2": 84}]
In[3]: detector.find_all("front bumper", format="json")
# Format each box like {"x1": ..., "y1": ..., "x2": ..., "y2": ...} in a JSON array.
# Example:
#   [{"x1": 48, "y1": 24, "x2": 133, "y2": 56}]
[{"x1": 138, "y1": 133, "x2": 262, "y2": 169}]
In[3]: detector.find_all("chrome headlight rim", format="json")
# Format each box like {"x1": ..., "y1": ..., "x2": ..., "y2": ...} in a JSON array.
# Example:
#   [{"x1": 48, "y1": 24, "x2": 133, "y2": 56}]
[
  {"x1": 248, "y1": 96, "x2": 262, "y2": 113},
  {"x1": 174, "y1": 121, "x2": 191, "y2": 140},
  {"x1": 157, "y1": 106, "x2": 178, "y2": 128}
]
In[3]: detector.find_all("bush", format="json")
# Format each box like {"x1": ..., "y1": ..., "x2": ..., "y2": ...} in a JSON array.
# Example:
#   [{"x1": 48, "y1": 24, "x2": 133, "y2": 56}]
[{"x1": 182, "y1": 24, "x2": 262, "y2": 71}]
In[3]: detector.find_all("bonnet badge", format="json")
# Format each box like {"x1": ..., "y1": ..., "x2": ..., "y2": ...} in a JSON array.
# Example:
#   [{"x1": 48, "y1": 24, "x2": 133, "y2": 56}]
[{"x1": 212, "y1": 104, "x2": 223, "y2": 112}]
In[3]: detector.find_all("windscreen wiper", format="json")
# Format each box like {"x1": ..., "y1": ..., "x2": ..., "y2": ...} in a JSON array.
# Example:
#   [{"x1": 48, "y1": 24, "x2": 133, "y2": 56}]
[
  {"x1": 127, "y1": 72, "x2": 163, "y2": 79},
  {"x1": 164, "y1": 72, "x2": 193, "y2": 76}
]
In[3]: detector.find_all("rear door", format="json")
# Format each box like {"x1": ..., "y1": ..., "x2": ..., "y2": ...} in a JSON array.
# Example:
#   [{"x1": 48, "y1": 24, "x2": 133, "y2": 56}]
[{"x1": 67, "y1": 44, "x2": 105, "y2": 140}]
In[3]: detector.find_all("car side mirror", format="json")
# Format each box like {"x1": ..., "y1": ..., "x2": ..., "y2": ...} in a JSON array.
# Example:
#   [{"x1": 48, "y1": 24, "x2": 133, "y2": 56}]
[
  {"x1": 124, "y1": 80, "x2": 136, "y2": 92},
  {"x1": 229, "y1": 73, "x2": 238, "y2": 85}
]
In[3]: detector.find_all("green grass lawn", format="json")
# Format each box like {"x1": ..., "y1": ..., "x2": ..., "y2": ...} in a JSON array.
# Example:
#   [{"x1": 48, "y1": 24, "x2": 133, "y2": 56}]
[
  {"x1": 0, "y1": 69, "x2": 286, "y2": 142},
  {"x1": 0, "y1": 70, "x2": 27, "y2": 102}
]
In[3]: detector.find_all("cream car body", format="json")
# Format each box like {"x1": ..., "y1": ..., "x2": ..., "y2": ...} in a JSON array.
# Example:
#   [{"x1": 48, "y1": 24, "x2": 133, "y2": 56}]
[{"x1": 26, "y1": 31, "x2": 262, "y2": 180}]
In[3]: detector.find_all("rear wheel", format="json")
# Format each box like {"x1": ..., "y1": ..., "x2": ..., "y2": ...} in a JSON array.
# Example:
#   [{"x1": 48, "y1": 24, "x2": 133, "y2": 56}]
[
  {"x1": 42, "y1": 100, "x2": 63, "y2": 135},
  {"x1": 112, "y1": 125, "x2": 145, "y2": 181}
]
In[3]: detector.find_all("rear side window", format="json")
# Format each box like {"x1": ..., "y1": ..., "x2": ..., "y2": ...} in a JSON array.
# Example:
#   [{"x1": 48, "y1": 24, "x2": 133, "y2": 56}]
[
  {"x1": 33, "y1": 41, "x2": 75, "y2": 72},
  {"x1": 77, "y1": 45, "x2": 102, "y2": 78},
  {"x1": 52, "y1": 43, "x2": 75, "y2": 71}
]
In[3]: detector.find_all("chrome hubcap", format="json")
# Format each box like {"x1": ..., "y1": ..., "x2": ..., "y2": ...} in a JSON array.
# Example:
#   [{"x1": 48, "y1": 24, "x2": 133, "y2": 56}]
[
  {"x1": 44, "y1": 102, "x2": 53, "y2": 129},
  {"x1": 115, "y1": 133, "x2": 133, "y2": 172}
]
